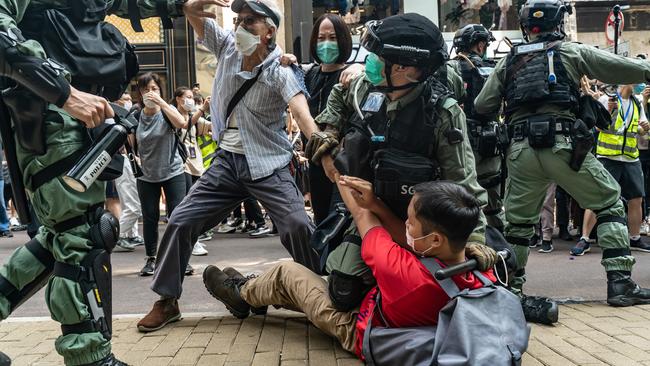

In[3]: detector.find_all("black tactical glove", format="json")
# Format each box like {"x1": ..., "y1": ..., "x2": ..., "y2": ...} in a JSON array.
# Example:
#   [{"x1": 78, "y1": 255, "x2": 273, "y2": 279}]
[{"x1": 305, "y1": 131, "x2": 339, "y2": 165}]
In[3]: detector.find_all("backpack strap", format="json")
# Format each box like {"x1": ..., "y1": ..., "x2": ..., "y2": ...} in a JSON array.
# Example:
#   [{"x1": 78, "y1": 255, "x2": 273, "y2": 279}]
[
  {"x1": 471, "y1": 270, "x2": 495, "y2": 287},
  {"x1": 419, "y1": 257, "x2": 461, "y2": 298}
]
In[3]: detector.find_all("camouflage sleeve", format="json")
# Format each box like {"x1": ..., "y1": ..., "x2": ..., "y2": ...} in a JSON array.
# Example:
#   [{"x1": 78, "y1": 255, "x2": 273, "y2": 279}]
[
  {"x1": 564, "y1": 43, "x2": 650, "y2": 85},
  {"x1": 111, "y1": 0, "x2": 185, "y2": 19},
  {"x1": 474, "y1": 56, "x2": 507, "y2": 116},
  {"x1": 446, "y1": 63, "x2": 466, "y2": 102},
  {"x1": 435, "y1": 98, "x2": 487, "y2": 244},
  {"x1": 0, "y1": 0, "x2": 45, "y2": 58}
]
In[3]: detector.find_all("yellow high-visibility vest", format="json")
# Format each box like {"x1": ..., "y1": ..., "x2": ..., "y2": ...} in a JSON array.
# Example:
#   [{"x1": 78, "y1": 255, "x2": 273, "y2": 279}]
[
  {"x1": 197, "y1": 135, "x2": 217, "y2": 168},
  {"x1": 596, "y1": 97, "x2": 640, "y2": 159}
]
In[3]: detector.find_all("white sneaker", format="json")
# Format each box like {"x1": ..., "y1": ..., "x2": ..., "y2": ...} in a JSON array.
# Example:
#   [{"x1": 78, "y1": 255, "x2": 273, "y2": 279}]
[
  {"x1": 192, "y1": 241, "x2": 208, "y2": 256},
  {"x1": 9, "y1": 217, "x2": 19, "y2": 227},
  {"x1": 641, "y1": 221, "x2": 650, "y2": 236}
]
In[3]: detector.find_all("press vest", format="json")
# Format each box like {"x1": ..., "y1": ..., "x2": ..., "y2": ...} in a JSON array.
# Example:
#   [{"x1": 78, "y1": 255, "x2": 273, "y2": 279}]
[
  {"x1": 596, "y1": 97, "x2": 641, "y2": 159},
  {"x1": 504, "y1": 41, "x2": 579, "y2": 122}
]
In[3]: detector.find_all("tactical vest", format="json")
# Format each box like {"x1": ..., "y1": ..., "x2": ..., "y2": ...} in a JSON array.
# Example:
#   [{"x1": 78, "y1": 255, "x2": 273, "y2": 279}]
[
  {"x1": 456, "y1": 54, "x2": 495, "y2": 120},
  {"x1": 596, "y1": 97, "x2": 641, "y2": 159},
  {"x1": 335, "y1": 80, "x2": 448, "y2": 219},
  {"x1": 504, "y1": 41, "x2": 579, "y2": 122},
  {"x1": 19, "y1": 0, "x2": 139, "y2": 102}
]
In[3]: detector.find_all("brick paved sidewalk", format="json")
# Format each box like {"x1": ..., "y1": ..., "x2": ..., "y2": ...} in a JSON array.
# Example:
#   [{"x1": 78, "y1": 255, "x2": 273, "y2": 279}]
[{"x1": 2, "y1": 303, "x2": 650, "y2": 366}]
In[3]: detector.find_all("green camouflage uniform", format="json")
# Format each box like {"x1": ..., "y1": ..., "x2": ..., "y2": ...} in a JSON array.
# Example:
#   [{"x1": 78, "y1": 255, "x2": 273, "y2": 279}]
[{"x1": 475, "y1": 41, "x2": 650, "y2": 294}]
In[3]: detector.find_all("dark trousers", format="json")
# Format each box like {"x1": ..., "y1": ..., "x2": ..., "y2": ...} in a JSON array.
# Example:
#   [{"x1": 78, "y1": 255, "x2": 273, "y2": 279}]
[
  {"x1": 309, "y1": 164, "x2": 338, "y2": 225},
  {"x1": 151, "y1": 150, "x2": 319, "y2": 299},
  {"x1": 137, "y1": 174, "x2": 187, "y2": 257},
  {"x1": 555, "y1": 186, "x2": 570, "y2": 230},
  {"x1": 640, "y1": 149, "x2": 650, "y2": 218},
  {"x1": 185, "y1": 173, "x2": 200, "y2": 193}
]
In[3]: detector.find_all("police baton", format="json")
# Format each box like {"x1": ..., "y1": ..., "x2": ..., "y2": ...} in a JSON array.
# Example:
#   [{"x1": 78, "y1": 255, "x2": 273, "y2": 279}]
[{"x1": 435, "y1": 250, "x2": 510, "y2": 280}]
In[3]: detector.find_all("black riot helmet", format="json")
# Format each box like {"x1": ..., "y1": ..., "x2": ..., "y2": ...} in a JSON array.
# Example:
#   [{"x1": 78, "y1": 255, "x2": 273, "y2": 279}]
[
  {"x1": 361, "y1": 13, "x2": 448, "y2": 91},
  {"x1": 519, "y1": 0, "x2": 573, "y2": 42},
  {"x1": 453, "y1": 24, "x2": 495, "y2": 53}
]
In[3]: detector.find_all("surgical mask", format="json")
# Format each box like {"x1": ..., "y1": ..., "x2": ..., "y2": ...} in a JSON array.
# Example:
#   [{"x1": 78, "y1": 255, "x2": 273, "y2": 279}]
[
  {"x1": 634, "y1": 83, "x2": 646, "y2": 95},
  {"x1": 235, "y1": 26, "x2": 261, "y2": 56},
  {"x1": 183, "y1": 98, "x2": 195, "y2": 111},
  {"x1": 365, "y1": 52, "x2": 386, "y2": 86},
  {"x1": 122, "y1": 101, "x2": 133, "y2": 111},
  {"x1": 405, "y1": 224, "x2": 435, "y2": 256},
  {"x1": 317, "y1": 41, "x2": 340, "y2": 64}
]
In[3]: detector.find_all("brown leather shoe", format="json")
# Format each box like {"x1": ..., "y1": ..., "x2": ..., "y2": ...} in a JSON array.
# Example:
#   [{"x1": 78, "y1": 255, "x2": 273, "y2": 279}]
[{"x1": 137, "y1": 298, "x2": 181, "y2": 333}]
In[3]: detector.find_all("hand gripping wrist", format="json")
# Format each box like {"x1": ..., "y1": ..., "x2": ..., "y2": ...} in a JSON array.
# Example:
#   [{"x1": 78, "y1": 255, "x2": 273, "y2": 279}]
[{"x1": 305, "y1": 131, "x2": 339, "y2": 164}]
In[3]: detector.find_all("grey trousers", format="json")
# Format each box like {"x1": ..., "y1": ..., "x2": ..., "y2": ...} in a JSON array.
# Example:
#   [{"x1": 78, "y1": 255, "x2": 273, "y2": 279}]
[{"x1": 151, "y1": 150, "x2": 319, "y2": 298}]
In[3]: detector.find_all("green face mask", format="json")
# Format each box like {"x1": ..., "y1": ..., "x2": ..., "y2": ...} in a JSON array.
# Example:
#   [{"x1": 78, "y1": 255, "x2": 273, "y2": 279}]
[
  {"x1": 365, "y1": 53, "x2": 386, "y2": 86},
  {"x1": 316, "y1": 41, "x2": 340, "y2": 65}
]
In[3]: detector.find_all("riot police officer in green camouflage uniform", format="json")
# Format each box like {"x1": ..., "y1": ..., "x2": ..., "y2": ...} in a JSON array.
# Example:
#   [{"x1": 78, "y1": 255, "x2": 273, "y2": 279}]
[
  {"x1": 475, "y1": 0, "x2": 650, "y2": 325},
  {"x1": 305, "y1": 13, "x2": 496, "y2": 312},
  {"x1": 449, "y1": 24, "x2": 506, "y2": 232},
  {"x1": 0, "y1": 1, "x2": 218, "y2": 364}
]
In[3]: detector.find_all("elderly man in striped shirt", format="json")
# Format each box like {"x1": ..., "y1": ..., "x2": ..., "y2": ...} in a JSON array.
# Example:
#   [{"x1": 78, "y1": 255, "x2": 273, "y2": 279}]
[{"x1": 138, "y1": 0, "x2": 322, "y2": 332}]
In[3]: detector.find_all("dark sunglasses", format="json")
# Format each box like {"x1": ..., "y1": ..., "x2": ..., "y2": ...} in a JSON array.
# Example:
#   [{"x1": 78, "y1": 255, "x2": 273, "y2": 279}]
[{"x1": 234, "y1": 15, "x2": 264, "y2": 27}]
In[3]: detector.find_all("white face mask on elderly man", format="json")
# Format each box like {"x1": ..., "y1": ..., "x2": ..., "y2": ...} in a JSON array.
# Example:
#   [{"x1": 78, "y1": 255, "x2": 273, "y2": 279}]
[{"x1": 235, "y1": 26, "x2": 261, "y2": 56}]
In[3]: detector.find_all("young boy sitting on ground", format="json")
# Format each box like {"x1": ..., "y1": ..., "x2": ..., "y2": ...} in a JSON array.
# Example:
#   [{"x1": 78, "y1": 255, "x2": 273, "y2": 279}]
[{"x1": 202, "y1": 178, "x2": 496, "y2": 359}]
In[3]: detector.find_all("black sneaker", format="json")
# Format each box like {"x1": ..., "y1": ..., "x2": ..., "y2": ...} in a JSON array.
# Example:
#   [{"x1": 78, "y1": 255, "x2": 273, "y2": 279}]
[
  {"x1": 570, "y1": 238, "x2": 591, "y2": 256},
  {"x1": 203, "y1": 265, "x2": 250, "y2": 319},
  {"x1": 0, "y1": 230, "x2": 13, "y2": 238},
  {"x1": 528, "y1": 234, "x2": 540, "y2": 248},
  {"x1": 607, "y1": 271, "x2": 650, "y2": 306},
  {"x1": 521, "y1": 295, "x2": 559, "y2": 325},
  {"x1": 9, "y1": 224, "x2": 26, "y2": 232},
  {"x1": 538, "y1": 240, "x2": 554, "y2": 253},
  {"x1": 223, "y1": 267, "x2": 268, "y2": 315},
  {"x1": 116, "y1": 238, "x2": 136, "y2": 252},
  {"x1": 249, "y1": 225, "x2": 273, "y2": 238},
  {"x1": 140, "y1": 257, "x2": 156, "y2": 276},
  {"x1": 128, "y1": 236, "x2": 145, "y2": 246},
  {"x1": 241, "y1": 222, "x2": 257, "y2": 234},
  {"x1": 81, "y1": 353, "x2": 127, "y2": 366},
  {"x1": 630, "y1": 238, "x2": 650, "y2": 252}
]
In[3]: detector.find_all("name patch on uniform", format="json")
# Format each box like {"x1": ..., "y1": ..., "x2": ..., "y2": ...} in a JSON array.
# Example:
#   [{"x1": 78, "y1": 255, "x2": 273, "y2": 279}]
[
  {"x1": 362, "y1": 92, "x2": 386, "y2": 113},
  {"x1": 514, "y1": 42, "x2": 545, "y2": 55}
]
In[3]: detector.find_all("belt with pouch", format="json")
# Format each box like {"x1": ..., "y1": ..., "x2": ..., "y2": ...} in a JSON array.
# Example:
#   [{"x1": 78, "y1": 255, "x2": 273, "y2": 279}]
[{"x1": 508, "y1": 117, "x2": 574, "y2": 141}]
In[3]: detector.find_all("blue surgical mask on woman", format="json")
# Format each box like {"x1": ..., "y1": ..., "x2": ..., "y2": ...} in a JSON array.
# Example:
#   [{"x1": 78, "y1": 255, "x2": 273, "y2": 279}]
[{"x1": 316, "y1": 41, "x2": 340, "y2": 64}]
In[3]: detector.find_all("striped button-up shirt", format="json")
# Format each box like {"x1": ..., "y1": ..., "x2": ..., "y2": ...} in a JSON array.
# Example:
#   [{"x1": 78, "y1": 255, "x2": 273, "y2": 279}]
[{"x1": 200, "y1": 19, "x2": 304, "y2": 180}]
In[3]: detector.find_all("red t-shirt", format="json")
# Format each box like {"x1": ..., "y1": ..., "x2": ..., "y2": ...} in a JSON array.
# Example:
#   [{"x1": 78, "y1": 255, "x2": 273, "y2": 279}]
[{"x1": 354, "y1": 226, "x2": 496, "y2": 359}]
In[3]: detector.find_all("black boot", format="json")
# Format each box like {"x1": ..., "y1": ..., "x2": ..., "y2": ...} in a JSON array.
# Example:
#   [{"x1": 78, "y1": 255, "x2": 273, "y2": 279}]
[
  {"x1": 607, "y1": 271, "x2": 650, "y2": 307},
  {"x1": 203, "y1": 265, "x2": 251, "y2": 319},
  {"x1": 0, "y1": 351, "x2": 10, "y2": 366},
  {"x1": 223, "y1": 267, "x2": 268, "y2": 315},
  {"x1": 82, "y1": 353, "x2": 127, "y2": 366},
  {"x1": 521, "y1": 295, "x2": 559, "y2": 325}
]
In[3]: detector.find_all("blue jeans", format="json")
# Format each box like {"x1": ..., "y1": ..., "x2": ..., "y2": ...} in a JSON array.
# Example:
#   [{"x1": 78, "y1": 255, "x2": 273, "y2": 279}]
[{"x1": 0, "y1": 178, "x2": 9, "y2": 232}]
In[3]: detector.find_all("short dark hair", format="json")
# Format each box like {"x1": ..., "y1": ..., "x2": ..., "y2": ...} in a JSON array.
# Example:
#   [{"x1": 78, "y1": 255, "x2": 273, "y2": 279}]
[
  {"x1": 170, "y1": 86, "x2": 191, "y2": 107},
  {"x1": 309, "y1": 14, "x2": 353, "y2": 65},
  {"x1": 137, "y1": 72, "x2": 162, "y2": 95},
  {"x1": 193, "y1": 92, "x2": 204, "y2": 105},
  {"x1": 413, "y1": 181, "x2": 481, "y2": 252}
]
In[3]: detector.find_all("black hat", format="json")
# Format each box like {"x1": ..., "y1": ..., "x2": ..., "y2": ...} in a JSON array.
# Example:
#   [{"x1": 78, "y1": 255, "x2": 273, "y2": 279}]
[
  {"x1": 231, "y1": 0, "x2": 281, "y2": 28},
  {"x1": 361, "y1": 13, "x2": 447, "y2": 71}
]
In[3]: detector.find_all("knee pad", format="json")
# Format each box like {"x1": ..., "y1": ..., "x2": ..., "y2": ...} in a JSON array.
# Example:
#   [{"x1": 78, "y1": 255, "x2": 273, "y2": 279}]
[
  {"x1": 328, "y1": 270, "x2": 368, "y2": 312},
  {"x1": 89, "y1": 209, "x2": 120, "y2": 253},
  {"x1": 0, "y1": 239, "x2": 54, "y2": 312},
  {"x1": 54, "y1": 249, "x2": 112, "y2": 341}
]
